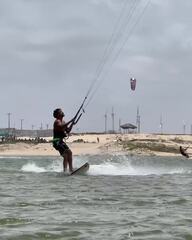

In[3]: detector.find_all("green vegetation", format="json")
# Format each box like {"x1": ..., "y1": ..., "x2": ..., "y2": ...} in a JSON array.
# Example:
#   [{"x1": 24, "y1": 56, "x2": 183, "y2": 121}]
[
  {"x1": 120, "y1": 140, "x2": 179, "y2": 154},
  {"x1": 72, "y1": 138, "x2": 85, "y2": 143}
]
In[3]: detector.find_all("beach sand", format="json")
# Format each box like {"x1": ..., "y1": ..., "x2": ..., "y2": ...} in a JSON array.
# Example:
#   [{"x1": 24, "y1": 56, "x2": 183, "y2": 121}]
[{"x1": 0, "y1": 133, "x2": 192, "y2": 157}]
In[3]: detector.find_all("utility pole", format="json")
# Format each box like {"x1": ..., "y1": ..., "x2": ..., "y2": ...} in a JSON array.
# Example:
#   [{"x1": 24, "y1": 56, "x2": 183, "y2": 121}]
[
  {"x1": 111, "y1": 107, "x2": 115, "y2": 133},
  {"x1": 46, "y1": 124, "x2": 49, "y2": 130},
  {"x1": 136, "y1": 106, "x2": 141, "y2": 133},
  {"x1": 7, "y1": 113, "x2": 11, "y2": 129},
  {"x1": 160, "y1": 115, "x2": 163, "y2": 134},
  {"x1": 20, "y1": 119, "x2": 24, "y2": 130},
  {"x1": 104, "y1": 112, "x2": 107, "y2": 133},
  {"x1": 119, "y1": 118, "x2": 121, "y2": 133},
  {"x1": 183, "y1": 122, "x2": 186, "y2": 135}
]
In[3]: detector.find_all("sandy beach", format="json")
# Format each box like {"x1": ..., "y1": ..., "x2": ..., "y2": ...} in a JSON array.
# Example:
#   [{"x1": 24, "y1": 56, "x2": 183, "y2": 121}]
[{"x1": 0, "y1": 133, "x2": 192, "y2": 157}]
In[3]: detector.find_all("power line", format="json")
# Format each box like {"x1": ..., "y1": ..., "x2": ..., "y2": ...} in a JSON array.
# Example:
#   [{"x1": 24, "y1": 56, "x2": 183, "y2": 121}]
[
  {"x1": 72, "y1": 0, "x2": 151, "y2": 123},
  {"x1": 85, "y1": 0, "x2": 151, "y2": 109}
]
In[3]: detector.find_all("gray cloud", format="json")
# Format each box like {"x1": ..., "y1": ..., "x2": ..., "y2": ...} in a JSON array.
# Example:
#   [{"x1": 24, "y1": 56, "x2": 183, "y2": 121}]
[{"x1": 0, "y1": 0, "x2": 192, "y2": 133}]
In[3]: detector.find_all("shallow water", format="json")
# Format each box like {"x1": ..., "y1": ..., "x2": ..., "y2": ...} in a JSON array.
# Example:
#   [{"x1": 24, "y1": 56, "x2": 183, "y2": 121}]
[{"x1": 0, "y1": 155, "x2": 192, "y2": 240}]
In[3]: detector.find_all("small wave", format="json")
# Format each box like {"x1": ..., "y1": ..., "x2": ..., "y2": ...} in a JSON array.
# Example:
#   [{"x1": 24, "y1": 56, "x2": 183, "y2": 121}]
[
  {"x1": 21, "y1": 161, "x2": 64, "y2": 173},
  {"x1": 21, "y1": 163, "x2": 47, "y2": 173},
  {"x1": 0, "y1": 217, "x2": 30, "y2": 226},
  {"x1": 0, "y1": 156, "x2": 24, "y2": 159}
]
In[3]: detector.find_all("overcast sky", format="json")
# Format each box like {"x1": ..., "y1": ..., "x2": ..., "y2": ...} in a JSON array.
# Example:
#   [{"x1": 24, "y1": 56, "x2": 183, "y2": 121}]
[{"x1": 0, "y1": 0, "x2": 192, "y2": 133}]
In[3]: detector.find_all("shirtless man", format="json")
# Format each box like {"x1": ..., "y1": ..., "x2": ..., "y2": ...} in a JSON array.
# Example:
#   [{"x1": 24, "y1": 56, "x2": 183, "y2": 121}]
[{"x1": 53, "y1": 108, "x2": 74, "y2": 172}]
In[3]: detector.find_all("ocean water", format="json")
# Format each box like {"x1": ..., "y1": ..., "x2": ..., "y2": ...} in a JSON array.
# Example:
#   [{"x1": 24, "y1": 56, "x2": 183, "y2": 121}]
[{"x1": 0, "y1": 154, "x2": 192, "y2": 240}]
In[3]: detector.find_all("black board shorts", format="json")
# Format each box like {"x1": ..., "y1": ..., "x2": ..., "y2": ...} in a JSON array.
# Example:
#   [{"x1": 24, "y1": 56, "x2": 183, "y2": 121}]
[{"x1": 53, "y1": 139, "x2": 70, "y2": 156}]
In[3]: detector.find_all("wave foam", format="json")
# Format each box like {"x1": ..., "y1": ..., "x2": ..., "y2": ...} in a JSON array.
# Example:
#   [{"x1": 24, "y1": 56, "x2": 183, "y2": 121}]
[
  {"x1": 21, "y1": 163, "x2": 46, "y2": 173},
  {"x1": 88, "y1": 162, "x2": 191, "y2": 176},
  {"x1": 20, "y1": 157, "x2": 192, "y2": 176},
  {"x1": 21, "y1": 161, "x2": 62, "y2": 173}
]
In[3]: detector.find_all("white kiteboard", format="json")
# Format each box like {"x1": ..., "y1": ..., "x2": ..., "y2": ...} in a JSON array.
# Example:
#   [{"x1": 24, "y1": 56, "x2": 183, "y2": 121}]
[{"x1": 70, "y1": 162, "x2": 89, "y2": 175}]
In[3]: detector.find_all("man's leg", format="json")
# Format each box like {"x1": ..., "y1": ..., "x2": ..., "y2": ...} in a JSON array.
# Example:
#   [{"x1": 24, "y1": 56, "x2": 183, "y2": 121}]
[
  {"x1": 67, "y1": 149, "x2": 73, "y2": 172},
  {"x1": 62, "y1": 153, "x2": 68, "y2": 172}
]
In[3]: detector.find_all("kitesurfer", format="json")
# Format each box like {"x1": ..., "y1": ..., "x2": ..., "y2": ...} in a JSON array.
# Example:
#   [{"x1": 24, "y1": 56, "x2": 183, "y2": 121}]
[
  {"x1": 53, "y1": 108, "x2": 74, "y2": 172},
  {"x1": 179, "y1": 146, "x2": 190, "y2": 158}
]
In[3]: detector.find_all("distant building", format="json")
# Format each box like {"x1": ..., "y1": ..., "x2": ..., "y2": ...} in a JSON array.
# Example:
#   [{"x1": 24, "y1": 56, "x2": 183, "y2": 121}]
[
  {"x1": 0, "y1": 128, "x2": 15, "y2": 136},
  {"x1": 120, "y1": 123, "x2": 137, "y2": 133},
  {"x1": 0, "y1": 128, "x2": 53, "y2": 140},
  {"x1": 0, "y1": 128, "x2": 16, "y2": 141}
]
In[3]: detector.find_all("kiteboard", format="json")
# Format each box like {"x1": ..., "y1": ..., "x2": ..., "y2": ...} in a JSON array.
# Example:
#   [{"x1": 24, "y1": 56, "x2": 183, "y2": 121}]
[{"x1": 70, "y1": 162, "x2": 89, "y2": 175}]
